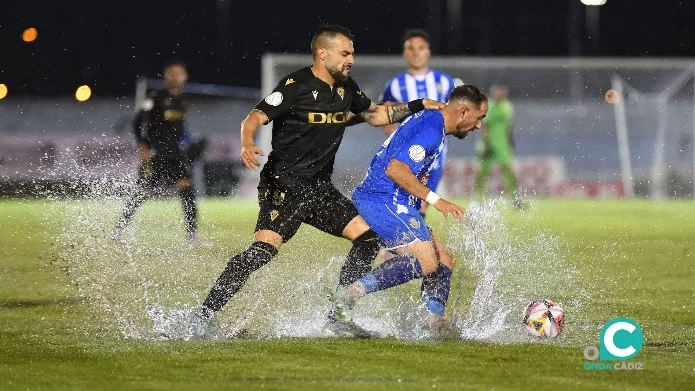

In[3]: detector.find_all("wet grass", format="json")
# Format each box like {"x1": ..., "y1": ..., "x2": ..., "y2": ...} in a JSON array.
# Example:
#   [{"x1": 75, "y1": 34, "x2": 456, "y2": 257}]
[{"x1": 1, "y1": 198, "x2": 694, "y2": 390}]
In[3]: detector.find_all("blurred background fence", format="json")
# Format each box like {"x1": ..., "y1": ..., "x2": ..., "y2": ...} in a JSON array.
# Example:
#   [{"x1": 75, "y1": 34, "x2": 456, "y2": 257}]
[{"x1": 2, "y1": 56, "x2": 694, "y2": 199}]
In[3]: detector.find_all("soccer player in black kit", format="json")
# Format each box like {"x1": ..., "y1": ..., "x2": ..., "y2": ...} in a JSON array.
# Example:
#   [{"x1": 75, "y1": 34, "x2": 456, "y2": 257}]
[
  {"x1": 193, "y1": 25, "x2": 444, "y2": 337},
  {"x1": 113, "y1": 61, "x2": 207, "y2": 246}
]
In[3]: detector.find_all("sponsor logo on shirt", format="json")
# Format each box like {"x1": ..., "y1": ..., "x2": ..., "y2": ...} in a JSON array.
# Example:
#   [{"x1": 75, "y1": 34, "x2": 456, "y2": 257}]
[{"x1": 307, "y1": 111, "x2": 348, "y2": 124}]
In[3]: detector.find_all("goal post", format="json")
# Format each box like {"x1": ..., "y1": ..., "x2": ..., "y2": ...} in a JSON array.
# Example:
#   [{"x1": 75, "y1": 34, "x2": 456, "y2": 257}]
[
  {"x1": 610, "y1": 75, "x2": 634, "y2": 198},
  {"x1": 611, "y1": 68, "x2": 695, "y2": 199},
  {"x1": 256, "y1": 54, "x2": 695, "y2": 199}
]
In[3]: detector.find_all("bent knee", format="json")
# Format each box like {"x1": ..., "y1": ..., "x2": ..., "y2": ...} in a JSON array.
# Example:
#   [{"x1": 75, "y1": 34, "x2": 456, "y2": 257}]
[
  {"x1": 253, "y1": 230, "x2": 283, "y2": 249},
  {"x1": 438, "y1": 250, "x2": 456, "y2": 269},
  {"x1": 342, "y1": 216, "x2": 371, "y2": 240},
  {"x1": 419, "y1": 257, "x2": 439, "y2": 275}
]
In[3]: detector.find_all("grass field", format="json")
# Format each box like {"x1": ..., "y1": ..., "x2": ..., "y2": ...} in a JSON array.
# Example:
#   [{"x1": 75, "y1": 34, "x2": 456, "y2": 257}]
[{"x1": 1, "y1": 197, "x2": 694, "y2": 390}]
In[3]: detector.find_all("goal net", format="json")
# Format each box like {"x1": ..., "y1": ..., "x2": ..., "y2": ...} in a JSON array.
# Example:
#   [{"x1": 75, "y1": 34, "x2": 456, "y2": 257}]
[
  {"x1": 253, "y1": 55, "x2": 695, "y2": 199},
  {"x1": 611, "y1": 69, "x2": 695, "y2": 198}
]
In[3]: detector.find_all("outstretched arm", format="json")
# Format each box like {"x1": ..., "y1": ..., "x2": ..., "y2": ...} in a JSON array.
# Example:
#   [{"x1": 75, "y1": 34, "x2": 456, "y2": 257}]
[{"x1": 357, "y1": 100, "x2": 444, "y2": 127}]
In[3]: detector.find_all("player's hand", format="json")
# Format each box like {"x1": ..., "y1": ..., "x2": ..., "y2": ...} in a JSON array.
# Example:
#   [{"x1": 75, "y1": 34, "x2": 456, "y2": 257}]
[
  {"x1": 422, "y1": 99, "x2": 445, "y2": 111},
  {"x1": 433, "y1": 199, "x2": 465, "y2": 221},
  {"x1": 240, "y1": 143, "x2": 264, "y2": 170}
]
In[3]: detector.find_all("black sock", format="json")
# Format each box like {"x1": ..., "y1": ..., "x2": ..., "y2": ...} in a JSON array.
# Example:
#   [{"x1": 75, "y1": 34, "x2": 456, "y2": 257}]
[
  {"x1": 338, "y1": 229, "x2": 383, "y2": 286},
  {"x1": 202, "y1": 241, "x2": 278, "y2": 313},
  {"x1": 116, "y1": 191, "x2": 146, "y2": 230},
  {"x1": 179, "y1": 187, "x2": 197, "y2": 236}
]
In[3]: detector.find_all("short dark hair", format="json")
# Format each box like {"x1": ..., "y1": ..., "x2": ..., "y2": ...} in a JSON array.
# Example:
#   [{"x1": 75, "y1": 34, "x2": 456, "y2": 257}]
[
  {"x1": 449, "y1": 85, "x2": 488, "y2": 107},
  {"x1": 311, "y1": 25, "x2": 354, "y2": 58},
  {"x1": 164, "y1": 59, "x2": 187, "y2": 72},
  {"x1": 403, "y1": 29, "x2": 430, "y2": 45}
]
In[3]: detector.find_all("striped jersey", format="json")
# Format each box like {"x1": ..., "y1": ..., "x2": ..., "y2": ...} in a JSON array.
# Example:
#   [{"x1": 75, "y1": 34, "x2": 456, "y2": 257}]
[
  {"x1": 380, "y1": 69, "x2": 456, "y2": 195},
  {"x1": 380, "y1": 70, "x2": 455, "y2": 103}
]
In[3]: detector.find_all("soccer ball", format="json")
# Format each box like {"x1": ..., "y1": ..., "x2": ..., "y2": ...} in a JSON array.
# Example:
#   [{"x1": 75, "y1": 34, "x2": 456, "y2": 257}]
[{"x1": 522, "y1": 299, "x2": 565, "y2": 338}]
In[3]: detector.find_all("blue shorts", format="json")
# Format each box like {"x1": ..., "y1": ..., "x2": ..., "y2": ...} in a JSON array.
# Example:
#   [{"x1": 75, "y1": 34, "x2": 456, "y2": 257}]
[{"x1": 353, "y1": 195, "x2": 430, "y2": 250}]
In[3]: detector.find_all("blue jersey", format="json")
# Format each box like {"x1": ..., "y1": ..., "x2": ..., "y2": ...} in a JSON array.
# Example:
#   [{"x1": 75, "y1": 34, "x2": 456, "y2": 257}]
[
  {"x1": 380, "y1": 70, "x2": 455, "y2": 193},
  {"x1": 352, "y1": 109, "x2": 445, "y2": 249},
  {"x1": 380, "y1": 70, "x2": 455, "y2": 103},
  {"x1": 354, "y1": 109, "x2": 445, "y2": 207}
]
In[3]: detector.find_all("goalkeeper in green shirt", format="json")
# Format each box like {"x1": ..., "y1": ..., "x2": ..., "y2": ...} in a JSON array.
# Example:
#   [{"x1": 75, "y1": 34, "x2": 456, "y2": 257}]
[{"x1": 474, "y1": 85, "x2": 518, "y2": 199}]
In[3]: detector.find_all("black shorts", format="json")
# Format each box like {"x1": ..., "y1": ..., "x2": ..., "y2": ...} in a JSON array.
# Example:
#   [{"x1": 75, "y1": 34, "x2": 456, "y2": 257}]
[
  {"x1": 255, "y1": 181, "x2": 359, "y2": 242},
  {"x1": 138, "y1": 155, "x2": 191, "y2": 190}
]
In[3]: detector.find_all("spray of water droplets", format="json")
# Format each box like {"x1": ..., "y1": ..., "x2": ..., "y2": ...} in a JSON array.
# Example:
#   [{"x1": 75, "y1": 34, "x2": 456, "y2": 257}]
[
  {"x1": 446, "y1": 199, "x2": 590, "y2": 343},
  {"x1": 52, "y1": 185, "x2": 589, "y2": 342}
]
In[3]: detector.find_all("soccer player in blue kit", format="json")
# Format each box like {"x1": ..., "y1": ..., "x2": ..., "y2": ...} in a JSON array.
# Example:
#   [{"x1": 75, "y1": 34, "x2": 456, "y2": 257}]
[
  {"x1": 380, "y1": 29, "x2": 459, "y2": 216},
  {"x1": 332, "y1": 85, "x2": 488, "y2": 336}
]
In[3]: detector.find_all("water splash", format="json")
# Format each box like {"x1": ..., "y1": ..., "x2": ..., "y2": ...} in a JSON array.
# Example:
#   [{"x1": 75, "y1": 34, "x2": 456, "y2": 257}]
[
  {"x1": 52, "y1": 190, "x2": 586, "y2": 342},
  {"x1": 446, "y1": 199, "x2": 588, "y2": 343}
]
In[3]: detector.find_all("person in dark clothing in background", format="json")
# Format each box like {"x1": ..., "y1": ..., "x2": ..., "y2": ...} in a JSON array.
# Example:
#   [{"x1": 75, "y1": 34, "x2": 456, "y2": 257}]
[{"x1": 113, "y1": 60, "x2": 208, "y2": 246}]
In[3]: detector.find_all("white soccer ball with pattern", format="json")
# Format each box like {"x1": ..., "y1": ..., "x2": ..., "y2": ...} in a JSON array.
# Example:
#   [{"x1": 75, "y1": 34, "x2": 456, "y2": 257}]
[{"x1": 522, "y1": 299, "x2": 565, "y2": 338}]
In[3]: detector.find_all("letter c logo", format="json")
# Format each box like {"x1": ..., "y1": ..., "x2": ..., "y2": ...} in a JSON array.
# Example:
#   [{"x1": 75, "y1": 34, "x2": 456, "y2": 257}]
[{"x1": 599, "y1": 318, "x2": 643, "y2": 361}]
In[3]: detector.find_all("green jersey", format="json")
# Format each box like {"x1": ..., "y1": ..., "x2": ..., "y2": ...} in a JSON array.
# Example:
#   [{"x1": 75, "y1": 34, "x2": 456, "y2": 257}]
[{"x1": 485, "y1": 99, "x2": 513, "y2": 148}]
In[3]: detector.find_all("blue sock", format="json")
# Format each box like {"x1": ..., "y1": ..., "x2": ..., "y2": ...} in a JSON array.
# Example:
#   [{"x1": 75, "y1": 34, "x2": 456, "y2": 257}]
[
  {"x1": 359, "y1": 254, "x2": 424, "y2": 294},
  {"x1": 420, "y1": 264, "x2": 452, "y2": 315}
]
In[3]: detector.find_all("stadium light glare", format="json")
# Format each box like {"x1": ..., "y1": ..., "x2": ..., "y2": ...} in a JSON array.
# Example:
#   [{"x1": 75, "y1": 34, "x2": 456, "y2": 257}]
[
  {"x1": 581, "y1": 0, "x2": 607, "y2": 5},
  {"x1": 75, "y1": 85, "x2": 92, "y2": 102},
  {"x1": 0, "y1": 84, "x2": 7, "y2": 100},
  {"x1": 22, "y1": 27, "x2": 38, "y2": 43}
]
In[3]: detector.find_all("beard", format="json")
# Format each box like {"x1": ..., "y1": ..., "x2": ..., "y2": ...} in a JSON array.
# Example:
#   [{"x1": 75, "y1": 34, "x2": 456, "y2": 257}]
[
  {"x1": 452, "y1": 129, "x2": 469, "y2": 140},
  {"x1": 327, "y1": 63, "x2": 349, "y2": 83}
]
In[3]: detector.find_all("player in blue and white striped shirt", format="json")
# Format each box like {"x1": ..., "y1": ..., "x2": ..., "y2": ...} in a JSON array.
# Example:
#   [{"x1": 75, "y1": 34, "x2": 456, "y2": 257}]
[
  {"x1": 381, "y1": 29, "x2": 454, "y2": 104},
  {"x1": 379, "y1": 29, "x2": 459, "y2": 216}
]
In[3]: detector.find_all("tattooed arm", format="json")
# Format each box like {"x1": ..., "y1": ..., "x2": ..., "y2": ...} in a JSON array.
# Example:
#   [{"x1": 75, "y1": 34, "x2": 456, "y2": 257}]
[
  {"x1": 357, "y1": 102, "x2": 412, "y2": 127},
  {"x1": 345, "y1": 102, "x2": 397, "y2": 127},
  {"x1": 357, "y1": 99, "x2": 444, "y2": 127}
]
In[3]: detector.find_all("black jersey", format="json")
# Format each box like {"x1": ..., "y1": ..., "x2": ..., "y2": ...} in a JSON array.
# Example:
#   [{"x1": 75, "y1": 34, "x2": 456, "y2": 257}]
[
  {"x1": 134, "y1": 90, "x2": 188, "y2": 157},
  {"x1": 253, "y1": 67, "x2": 372, "y2": 189}
]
